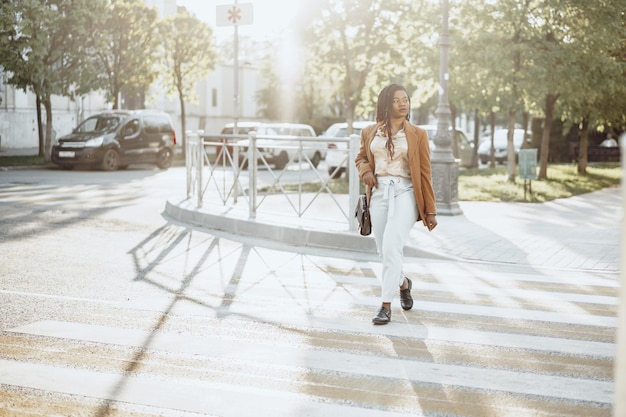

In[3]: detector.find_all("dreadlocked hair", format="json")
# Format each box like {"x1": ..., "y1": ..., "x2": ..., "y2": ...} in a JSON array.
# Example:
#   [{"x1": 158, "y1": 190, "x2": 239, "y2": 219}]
[{"x1": 375, "y1": 83, "x2": 411, "y2": 159}]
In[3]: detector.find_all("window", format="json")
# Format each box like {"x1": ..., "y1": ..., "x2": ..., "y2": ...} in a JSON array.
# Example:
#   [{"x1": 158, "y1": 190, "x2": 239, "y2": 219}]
[
  {"x1": 456, "y1": 131, "x2": 471, "y2": 146},
  {"x1": 143, "y1": 116, "x2": 170, "y2": 134},
  {"x1": 124, "y1": 119, "x2": 140, "y2": 136},
  {"x1": 77, "y1": 117, "x2": 100, "y2": 133}
]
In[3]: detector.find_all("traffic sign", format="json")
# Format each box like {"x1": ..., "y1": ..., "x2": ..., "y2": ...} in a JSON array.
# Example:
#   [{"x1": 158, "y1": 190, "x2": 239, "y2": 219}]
[
  {"x1": 216, "y1": 3, "x2": 253, "y2": 26},
  {"x1": 519, "y1": 149, "x2": 537, "y2": 180}
]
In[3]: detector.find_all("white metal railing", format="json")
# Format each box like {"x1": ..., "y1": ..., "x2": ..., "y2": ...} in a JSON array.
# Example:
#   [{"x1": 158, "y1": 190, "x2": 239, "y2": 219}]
[{"x1": 185, "y1": 131, "x2": 361, "y2": 231}]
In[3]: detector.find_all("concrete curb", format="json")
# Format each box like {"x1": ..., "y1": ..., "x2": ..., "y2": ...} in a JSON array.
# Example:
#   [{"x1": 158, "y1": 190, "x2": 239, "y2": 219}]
[
  {"x1": 0, "y1": 163, "x2": 55, "y2": 171},
  {"x1": 164, "y1": 200, "x2": 457, "y2": 261}
]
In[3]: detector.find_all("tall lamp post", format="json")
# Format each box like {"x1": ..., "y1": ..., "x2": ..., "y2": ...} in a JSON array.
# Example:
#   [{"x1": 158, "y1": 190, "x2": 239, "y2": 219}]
[{"x1": 431, "y1": 0, "x2": 462, "y2": 215}]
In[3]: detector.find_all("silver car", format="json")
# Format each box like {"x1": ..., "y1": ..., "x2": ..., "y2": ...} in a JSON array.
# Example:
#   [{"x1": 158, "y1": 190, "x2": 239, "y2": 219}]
[
  {"x1": 239, "y1": 123, "x2": 324, "y2": 169},
  {"x1": 418, "y1": 125, "x2": 475, "y2": 168},
  {"x1": 323, "y1": 121, "x2": 375, "y2": 179},
  {"x1": 478, "y1": 129, "x2": 527, "y2": 164}
]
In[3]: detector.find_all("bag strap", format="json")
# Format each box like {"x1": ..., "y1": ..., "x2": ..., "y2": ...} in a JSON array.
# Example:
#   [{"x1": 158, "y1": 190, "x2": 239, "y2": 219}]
[{"x1": 365, "y1": 185, "x2": 372, "y2": 206}]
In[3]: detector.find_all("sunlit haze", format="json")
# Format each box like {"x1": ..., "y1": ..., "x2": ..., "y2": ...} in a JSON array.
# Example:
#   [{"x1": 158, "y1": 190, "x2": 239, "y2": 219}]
[
  {"x1": 176, "y1": 0, "x2": 301, "y2": 41},
  {"x1": 177, "y1": 0, "x2": 307, "y2": 120}
]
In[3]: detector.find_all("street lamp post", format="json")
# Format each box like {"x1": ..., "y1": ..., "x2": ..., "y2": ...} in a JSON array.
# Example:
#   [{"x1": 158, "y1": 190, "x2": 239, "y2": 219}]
[{"x1": 431, "y1": 0, "x2": 462, "y2": 215}]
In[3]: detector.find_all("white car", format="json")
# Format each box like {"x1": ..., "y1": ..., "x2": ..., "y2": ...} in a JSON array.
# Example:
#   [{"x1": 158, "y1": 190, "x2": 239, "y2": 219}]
[
  {"x1": 417, "y1": 125, "x2": 475, "y2": 168},
  {"x1": 478, "y1": 129, "x2": 527, "y2": 164},
  {"x1": 208, "y1": 121, "x2": 261, "y2": 164},
  {"x1": 240, "y1": 123, "x2": 324, "y2": 169},
  {"x1": 323, "y1": 121, "x2": 375, "y2": 178}
]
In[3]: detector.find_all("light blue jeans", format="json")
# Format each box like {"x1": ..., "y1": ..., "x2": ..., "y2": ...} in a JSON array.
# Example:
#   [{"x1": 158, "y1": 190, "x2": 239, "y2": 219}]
[{"x1": 370, "y1": 176, "x2": 419, "y2": 303}]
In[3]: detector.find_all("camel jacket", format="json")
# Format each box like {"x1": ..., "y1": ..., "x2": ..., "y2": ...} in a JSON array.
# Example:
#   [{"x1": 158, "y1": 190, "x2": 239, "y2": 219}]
[{"x1": 355, "y1": 121, "x2": 437, "y2": 227}]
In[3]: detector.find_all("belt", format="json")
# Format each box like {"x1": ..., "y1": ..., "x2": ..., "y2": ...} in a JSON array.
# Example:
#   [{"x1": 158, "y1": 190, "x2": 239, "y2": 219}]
[{"x1": 376, "y1": 176, "x2": 412, "y2": 221}]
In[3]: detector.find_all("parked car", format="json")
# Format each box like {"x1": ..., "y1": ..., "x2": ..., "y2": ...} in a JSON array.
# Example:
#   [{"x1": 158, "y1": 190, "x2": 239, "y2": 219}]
[
  {"x1": 220, "y1": 121, "x2": 261, "y2": 136},
  {"x1": 324, "y1": 122, "x2": 474, "y2": 178},
  {"x1": 52, "y1": 110, "x2": 176, "y2": 171},
  {"x1": 417, "y1": 125, "x2": 474, "y2": 168},
  {"x1": 324, "y1": 121, "x2": 375, "y2": 178},
  {"x1": 210, "y1": 121, "x2": 261, "y2": 164},
  {"x1": 478, "y1": 129, "x2": 527, "y2": 164},
  {"x1": 240, "y1": 123, "x2": 323, "y2": 169}
]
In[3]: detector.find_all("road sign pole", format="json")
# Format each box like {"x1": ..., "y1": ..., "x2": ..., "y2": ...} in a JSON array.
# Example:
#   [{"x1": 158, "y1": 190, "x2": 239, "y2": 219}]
[
  {"x1": 216, "y1": 3, "x2": 252, "y2": 138},
  {"x1": 233, "y1": 0, "x2": 239, "y2": 137},
  {"x1": 229, "y1": 1, "x2": 241, "y2": 202},
  {"x1": 216, "y1": 2, "x2": 252, "y2": 203}
]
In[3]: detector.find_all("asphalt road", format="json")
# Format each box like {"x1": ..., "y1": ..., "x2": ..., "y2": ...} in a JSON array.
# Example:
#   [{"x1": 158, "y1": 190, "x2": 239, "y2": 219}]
[{"x1": 0, "y1": 166, "x2": 616, "y2": 416}]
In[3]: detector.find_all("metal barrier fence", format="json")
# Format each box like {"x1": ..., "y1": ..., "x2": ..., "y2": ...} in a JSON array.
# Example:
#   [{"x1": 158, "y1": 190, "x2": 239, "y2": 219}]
[{"x1": 185, "y1": 131, "x2": 361, "y2": 231}]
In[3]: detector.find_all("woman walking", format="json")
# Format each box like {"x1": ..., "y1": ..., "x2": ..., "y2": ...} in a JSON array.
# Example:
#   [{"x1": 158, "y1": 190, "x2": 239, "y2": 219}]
[{"x1": 355, "y1": 83, "x2": 437, "y2": 325}]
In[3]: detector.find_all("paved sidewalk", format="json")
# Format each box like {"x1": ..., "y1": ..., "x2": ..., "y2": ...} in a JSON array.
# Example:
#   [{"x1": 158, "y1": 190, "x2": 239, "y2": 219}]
[
  {"x1": 412, "y1": 186, "x2": 622, "y2": 272},
  {"x1": 166, "y1": 186, "x2": 622, "y2": 273}
]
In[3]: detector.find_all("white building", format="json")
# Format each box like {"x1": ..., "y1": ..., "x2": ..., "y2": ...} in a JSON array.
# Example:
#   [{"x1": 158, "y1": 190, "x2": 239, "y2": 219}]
[
  {"x1": 0, "y1": 0, "x2": 261, "y2": 154},
  {"x1": 185, "y1": 62, "x2": 262, "y2": 134}
]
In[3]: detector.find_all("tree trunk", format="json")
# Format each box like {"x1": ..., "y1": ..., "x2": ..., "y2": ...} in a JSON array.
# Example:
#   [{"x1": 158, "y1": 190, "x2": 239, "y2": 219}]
[
  {"x1": 113, "y1": 85, "x2": 120, "y2": 110},
  {"x1": 36, "y1": 95, "x2": 44, "y2": 157},
  {"x1": 538, "y1": 93, "x2": 559, "y2": 179},
  {"x1": 577, "y1": 117, "x2": 589, "y2": 175},
  {"x1": 471, "y1": 108, "x2": 480, "y2": 168},
  {"x1": 178, "y1": 88, "x2": 186, "y2": 158},
  {"x1": 489, "y1": 111, "x2": 496, "y2": 168},
  {"x1": 43, "y1": 96, "x2": 53, "y2": 162},
  {"x1": 345, "y1": 99, "x2": 355, "y2": 137},
  {"x1": 522, "y1": 111, "x2": 529, "y2": 149},
  {"x1": 507, "y1": 109, "x2": 516, "y2": 183}
]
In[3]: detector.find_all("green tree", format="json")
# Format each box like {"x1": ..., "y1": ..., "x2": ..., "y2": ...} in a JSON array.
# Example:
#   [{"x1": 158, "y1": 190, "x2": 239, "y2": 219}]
[
  {"x1": 255, "y1": 54, "x2": 282, "y2": 121},
  {"x1": 159, "y1": 8, "x2": 217, "y2": 153},
  {"x1": 521, "y1": 0, "x2": 626, "y2": 178},
  {"x1": 555, "y1": 2, "x2": 626, "y2": 175},
  {"x1": 87, "y1": 0, "x2": 160, "y2": 109},
  {"x1": 0, "y1": 0, "x2": 102, "y2": 159},
  {"x1": 449, "y1": 0, "x2": 532, "y2": 180},
  {"x1": 452, "y1": 1, "x2": 513, "y2": 168},
  {"x1": 302, "y1": 0, "x2": 433, "y2": 134},
  {"x1": 453, "y1": 0, "x2": 624, "y2": 180}
]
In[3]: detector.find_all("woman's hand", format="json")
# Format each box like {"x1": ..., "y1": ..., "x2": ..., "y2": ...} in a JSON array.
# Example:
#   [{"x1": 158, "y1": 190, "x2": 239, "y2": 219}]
[
  {"x1": 426, "y1": 214, "x2": 437, "y2": 231},
  {"x1": 363, "y1": 172, "x2": 378, "y2": 189}
]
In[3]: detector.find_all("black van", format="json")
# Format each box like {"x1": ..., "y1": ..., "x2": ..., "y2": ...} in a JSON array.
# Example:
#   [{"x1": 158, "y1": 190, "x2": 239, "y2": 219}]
[{"x1": 51, "y1": 110, "x2": 177, "y2": 171}]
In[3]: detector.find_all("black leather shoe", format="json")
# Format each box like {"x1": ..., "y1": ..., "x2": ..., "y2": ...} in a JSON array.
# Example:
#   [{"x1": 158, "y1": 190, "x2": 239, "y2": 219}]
[
  {"x1": 400, "y1": 277, "x2": 413, "y2": 311},
  {"x1": 372, "y1": 306, "x2": 391, "y2": 325}
]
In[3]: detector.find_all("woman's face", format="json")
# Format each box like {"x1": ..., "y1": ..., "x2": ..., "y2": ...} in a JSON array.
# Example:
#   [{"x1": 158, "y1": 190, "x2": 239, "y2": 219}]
[{"x1": 390, "y1": 90, "x2": 409, "y2": 119}]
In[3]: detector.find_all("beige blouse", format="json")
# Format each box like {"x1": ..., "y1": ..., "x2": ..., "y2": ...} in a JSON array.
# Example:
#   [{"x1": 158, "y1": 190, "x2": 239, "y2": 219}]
[{"x1": 370, "y1": 126, "x2": 411, "y2": 178}]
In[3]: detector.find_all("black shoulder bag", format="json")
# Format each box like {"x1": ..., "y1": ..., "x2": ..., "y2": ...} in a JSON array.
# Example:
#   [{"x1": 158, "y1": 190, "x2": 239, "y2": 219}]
[{"x1": 354, "y1": 187, "x2": 372, "y2": 236}]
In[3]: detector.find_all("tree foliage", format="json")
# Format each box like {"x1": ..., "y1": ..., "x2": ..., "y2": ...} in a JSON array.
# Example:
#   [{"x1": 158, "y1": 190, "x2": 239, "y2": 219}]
[
  {"x1": 87, "y1": 0, "x2": 160, "y2": 109},
  {"x1": 0, "y1": 0, "x2": 220, "y2": 158},
  {"x1": 255, "y1": 53, "x2": 282, "y2": 122},
  {"x1": 300, "y1": 0, "x2": 436, "y2": 133},
  {"x1": 521, "y1": 0, "x2": 625, "y2": 178},
  {"x1": 450, "y1": 0, "x2": 625, "y2": 179},
  {"x1": 159, "y1": 8, "x2": 217, "y2": 152},
  {"x1": 0, "y1": 0, "x2": 104, "y2": 159}
]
